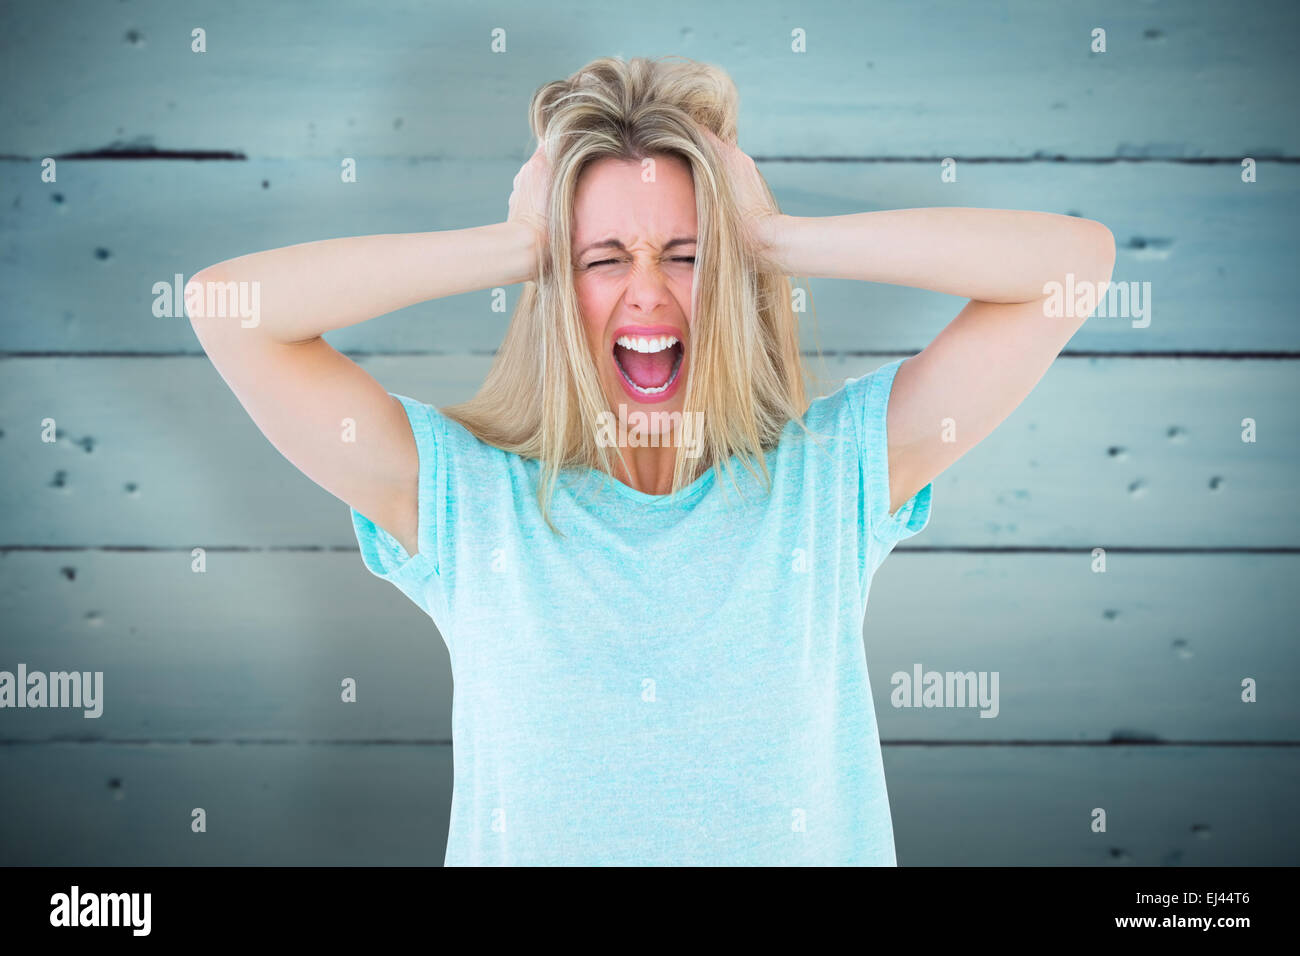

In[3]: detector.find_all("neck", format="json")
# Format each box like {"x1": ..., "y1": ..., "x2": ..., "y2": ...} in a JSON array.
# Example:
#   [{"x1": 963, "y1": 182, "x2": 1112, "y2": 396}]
[{"x1": 607, "y1": 443, "x2": 680, "y2": 495}]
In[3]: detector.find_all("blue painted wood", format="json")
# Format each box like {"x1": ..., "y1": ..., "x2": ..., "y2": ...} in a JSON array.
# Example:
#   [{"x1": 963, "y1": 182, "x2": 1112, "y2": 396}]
[
  {"x1": 0, "y1": 550, "x2": 1293, "y2": 742},
  {"x1": 1, "y1": 355, "x2": 1294, "y2": 547},
  {"x1": 886, "y1": 745, "x2": 1300, "y2": 866},
  {"x1": 1, "y1": 0, "x2": 1295, "y2": 159},
  {"x1": 1, "y1": 0, "x2": 1295, "y2": 870},
  {"x1": 0, "y1": 743, "x2": 1293, "y2": 864},
  {"x1": 3, "y1": 160, "x2": 1294, "y2": 352},
  {"x1": 0, "y1": 551, "x2": 455, "y2": 741}
]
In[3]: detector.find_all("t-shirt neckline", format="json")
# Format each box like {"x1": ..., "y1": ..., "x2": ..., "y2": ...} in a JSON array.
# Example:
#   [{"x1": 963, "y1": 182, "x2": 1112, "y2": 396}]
[{"x1": 581, "y1": 459, "x2": 718, "y2": 506}]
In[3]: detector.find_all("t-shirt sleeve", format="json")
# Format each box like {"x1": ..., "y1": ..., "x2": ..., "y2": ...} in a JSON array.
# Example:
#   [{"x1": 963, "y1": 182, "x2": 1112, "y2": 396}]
[
  {"x1": 349, "y1": 392, "x2": 444, "y2": 615},
  {"x1": 841, "y1": 357, "x2": 934, "y2": 553}
]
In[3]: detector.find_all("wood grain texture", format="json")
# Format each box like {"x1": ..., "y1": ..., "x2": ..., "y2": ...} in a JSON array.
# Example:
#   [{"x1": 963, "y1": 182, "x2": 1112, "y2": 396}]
[
  {"x1": 1, "y1": 0, "x2": 1295, "y2": 869},
  {"x1": 3, "y1": 160, "x2": 1295, "y2": 353},
  {"x1": 0, "y1": 550, "x2": 1293, "y2": 742},
  {"x1": 1, "y1": 355, "x2": 1295, "y2": 548},
  {"x1": 1, "y1": 0, "x2": 1295, "y2": 159},
  {"x1": 0, "y1": 743, "x2": 1293, "y2": 865}
]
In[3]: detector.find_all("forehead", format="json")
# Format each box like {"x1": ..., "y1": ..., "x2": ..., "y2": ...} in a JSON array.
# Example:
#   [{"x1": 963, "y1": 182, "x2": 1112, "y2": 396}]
[{"x1": 571, "y1": 153, "x2": 697, "y2": 246}]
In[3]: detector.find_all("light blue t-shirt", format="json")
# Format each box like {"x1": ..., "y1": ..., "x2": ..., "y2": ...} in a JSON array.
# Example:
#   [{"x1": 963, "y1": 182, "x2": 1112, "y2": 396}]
[{"x1": 351, "y1": 357, "x2": 932, "y2": 866}]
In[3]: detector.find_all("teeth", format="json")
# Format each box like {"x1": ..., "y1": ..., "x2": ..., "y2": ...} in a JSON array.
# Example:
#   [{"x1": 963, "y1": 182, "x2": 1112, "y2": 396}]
[
  {"x1": 613, "y1": 339, "x2": 685, "y2": 395},
  {"x1": 616, "y1": 334, "x2": 679, "y2": 353}
]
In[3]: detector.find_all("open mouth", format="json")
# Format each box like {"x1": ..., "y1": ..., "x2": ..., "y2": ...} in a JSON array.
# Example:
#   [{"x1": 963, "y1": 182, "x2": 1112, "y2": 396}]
[{"x1": 612, "y1": 334, "x2": 684, "y2": 396}]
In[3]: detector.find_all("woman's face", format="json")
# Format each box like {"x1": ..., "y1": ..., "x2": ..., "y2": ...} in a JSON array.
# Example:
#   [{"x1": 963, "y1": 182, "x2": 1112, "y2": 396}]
[{"x1": 571, "y1": 153, "x2": 696, "y2": 418}]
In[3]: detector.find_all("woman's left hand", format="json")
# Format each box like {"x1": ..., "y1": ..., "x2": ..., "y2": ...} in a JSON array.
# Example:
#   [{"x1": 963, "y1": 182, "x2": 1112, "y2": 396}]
[{"x1": 699, "y1": 128, "x2": 781, "y2": 257}]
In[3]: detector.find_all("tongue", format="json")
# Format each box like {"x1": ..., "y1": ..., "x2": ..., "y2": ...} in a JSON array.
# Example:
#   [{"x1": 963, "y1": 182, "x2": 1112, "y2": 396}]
[{"x1": 616, "y1": 345, "x2": 675, "y2": 389}]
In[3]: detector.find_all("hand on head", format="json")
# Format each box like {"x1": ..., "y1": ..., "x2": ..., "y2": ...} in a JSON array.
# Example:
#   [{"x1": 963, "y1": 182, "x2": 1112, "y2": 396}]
[{"x1": 508, "y1": 142, "x2": 552, "y2": 249}]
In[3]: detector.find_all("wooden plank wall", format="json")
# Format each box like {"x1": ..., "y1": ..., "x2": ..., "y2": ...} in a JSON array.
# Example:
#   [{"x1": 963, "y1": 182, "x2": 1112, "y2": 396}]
[{"x1": 2, "y1": 0, "x2": 1297, "y2": 866}]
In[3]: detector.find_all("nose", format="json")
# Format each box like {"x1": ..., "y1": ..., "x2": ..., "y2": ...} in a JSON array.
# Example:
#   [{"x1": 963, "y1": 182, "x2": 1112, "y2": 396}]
[{"x1": 622, "y1": 257, "x2": 675, "y2": 315}]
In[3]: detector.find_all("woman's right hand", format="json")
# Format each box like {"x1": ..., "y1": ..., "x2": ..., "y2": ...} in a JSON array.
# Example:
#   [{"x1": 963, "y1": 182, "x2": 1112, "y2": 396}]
[{"x1": 508, "y1": 142, "x2": 552, "y2": 251}]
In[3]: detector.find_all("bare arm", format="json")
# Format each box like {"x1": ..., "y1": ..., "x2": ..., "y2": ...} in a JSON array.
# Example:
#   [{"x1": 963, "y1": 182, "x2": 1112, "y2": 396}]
[
  {"x1": 758, "y1": 207, "x2": 1115, "y2": 515},
  {"x1": 761, "y1": 207, "x2": 1111, "y2": 304},
  {"x1": 701, "y1": 131, "x2": 1115, "y2": 515},
  {"x1": 187, "y1": 219, "x2": 539, "y2": 558}
]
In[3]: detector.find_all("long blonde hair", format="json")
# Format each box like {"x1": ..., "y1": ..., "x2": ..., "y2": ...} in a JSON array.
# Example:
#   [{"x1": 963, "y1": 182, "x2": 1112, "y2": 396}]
[{"x1": 442, "y1": 55, "x2": 812, "y2": 534}]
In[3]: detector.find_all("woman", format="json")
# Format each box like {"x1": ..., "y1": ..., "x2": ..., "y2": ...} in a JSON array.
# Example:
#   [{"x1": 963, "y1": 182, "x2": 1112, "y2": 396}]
[{"x1": 187, "y1": 56, "x2": 1115, "y2": 866}]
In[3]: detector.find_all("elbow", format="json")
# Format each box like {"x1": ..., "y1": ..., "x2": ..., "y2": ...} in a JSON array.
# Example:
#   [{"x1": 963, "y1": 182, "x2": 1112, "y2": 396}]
[
  {"x1": 184, "y1": 267, "x2": 225, "y2": 351},
  {"x1": 1082, "y1": 218, "x2": 1116, "y2": 284},
  {"x1": 185, "y1": 265, "x2": 266, "y2": 352},
  {"x1": 186, "y1": 263, "x2": 238, "y2": 301},
  {"x1": 1059, "y1": 220, "x2": 1116, "y2": 327},
  {"x1": 184, "y1": 267, "x2": 215, "y2": 327}
]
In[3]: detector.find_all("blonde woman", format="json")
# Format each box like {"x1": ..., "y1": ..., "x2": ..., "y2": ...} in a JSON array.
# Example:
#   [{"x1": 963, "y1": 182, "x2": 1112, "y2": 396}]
[{"x1": 188, "y1": 56, "x2": 1114, "y2": 866}]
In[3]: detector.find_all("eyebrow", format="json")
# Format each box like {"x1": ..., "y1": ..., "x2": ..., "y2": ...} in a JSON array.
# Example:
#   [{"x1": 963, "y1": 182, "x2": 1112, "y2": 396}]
[{"x1": 576, "y1": 237, "x2": 697, "y2": 258}]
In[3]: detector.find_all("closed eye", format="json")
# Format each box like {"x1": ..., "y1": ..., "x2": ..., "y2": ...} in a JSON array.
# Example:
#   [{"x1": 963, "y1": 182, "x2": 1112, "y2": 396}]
[{"x1": 585, "y1": 255, "x2": 696, "y2": 268}]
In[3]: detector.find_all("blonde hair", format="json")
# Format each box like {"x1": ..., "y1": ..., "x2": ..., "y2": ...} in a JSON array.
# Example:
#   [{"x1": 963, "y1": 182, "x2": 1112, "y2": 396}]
[{"x1": 442, "y1": 55, "x2": 813, "y2": 534}]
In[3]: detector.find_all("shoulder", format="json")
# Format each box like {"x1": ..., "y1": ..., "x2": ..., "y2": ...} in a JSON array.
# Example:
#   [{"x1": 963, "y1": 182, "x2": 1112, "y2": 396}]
[
  {"x1": 388, "y1": 396, "x2": 503, "y2": 463},
  {"x1": 802, "y1": 358, "x2": 909, "y2": 447}
]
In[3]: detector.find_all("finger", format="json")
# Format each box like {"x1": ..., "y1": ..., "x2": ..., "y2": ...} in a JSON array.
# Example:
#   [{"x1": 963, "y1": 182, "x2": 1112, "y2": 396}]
[{"x1": 703, "y1": 128, "x2": 734, "y2": 161}]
